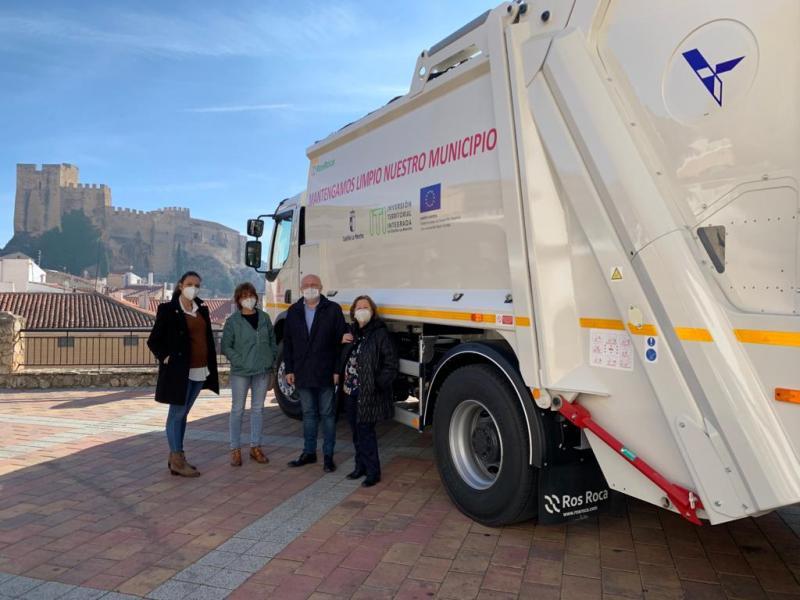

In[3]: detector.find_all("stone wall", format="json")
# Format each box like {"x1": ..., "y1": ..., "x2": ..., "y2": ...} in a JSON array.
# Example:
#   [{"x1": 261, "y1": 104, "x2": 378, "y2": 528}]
[
  {"x1": 14, "y1": 163, "x2": 245, "y2": 281},
  {"x1": 0, "y1": 312, "x2": 25, "y2": 374},
  {"x1": 0, "y1": 367, "x2": 230, "y2": 390}
]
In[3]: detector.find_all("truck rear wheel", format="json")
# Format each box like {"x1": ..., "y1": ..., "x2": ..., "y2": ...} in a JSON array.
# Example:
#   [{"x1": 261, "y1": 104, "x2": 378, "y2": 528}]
[
  {"x1": 433, "y1": 364, "x2": 537, "y2": 526},
  {"x1": 274, "y1": 344, "x2": 301, "y2": 420}
]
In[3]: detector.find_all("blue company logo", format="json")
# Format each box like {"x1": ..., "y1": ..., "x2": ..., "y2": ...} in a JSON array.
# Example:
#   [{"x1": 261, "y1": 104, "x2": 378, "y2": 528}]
[
  {"x1": 682, "y1": 48, "x2": 744, "y2": 106},
  {"x1": 420, "y1": 183, "x2": 441, "y2": 213},
  {"x1": 646, "y1": 348, "x2": 657, "y2": 362},
  {"x1": 647, "y1": 337, "x2": 656, "y2": 347}
]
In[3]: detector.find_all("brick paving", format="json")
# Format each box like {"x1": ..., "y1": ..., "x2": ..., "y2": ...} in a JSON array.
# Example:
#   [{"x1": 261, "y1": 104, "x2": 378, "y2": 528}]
[{"x1": 0, "y1": 388, "x2": 798, "y2": 599}]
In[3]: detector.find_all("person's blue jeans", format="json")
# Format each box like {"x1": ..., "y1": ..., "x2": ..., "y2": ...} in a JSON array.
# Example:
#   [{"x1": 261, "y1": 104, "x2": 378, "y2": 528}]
[
  {"x1": 298, "y1": 386, "x2": 336, "y2": 457},
  {"x1": 166, "y1": 379, "x2": 204, "y2": 452},
  {"x1": 229, "y1": 373, "x2": 268, "y2": 449}
]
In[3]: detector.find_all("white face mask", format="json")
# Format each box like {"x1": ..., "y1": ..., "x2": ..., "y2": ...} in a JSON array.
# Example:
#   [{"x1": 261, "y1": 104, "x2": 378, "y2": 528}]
[
  {"x1": 302, "y1": 288, "x2": 320, "y2": 301},
  {"x1": 354, "y1": 308, "x2": 372, "y2": 325},
  {"x1": 241, "y1": 297, "x2": 257, "y2": 310},
  {"x1": 181, "y1": 285, "x2": 198, "y2": 301}
]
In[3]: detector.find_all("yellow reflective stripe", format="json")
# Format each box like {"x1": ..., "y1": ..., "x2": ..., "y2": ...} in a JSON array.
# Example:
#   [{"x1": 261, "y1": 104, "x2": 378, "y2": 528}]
[
  {"x1": 380, "y1": 306, "x2": 482, "y2": 322},
  {"x1": 580, "y1": 317, "x2": 800, "y2": 347},
  {"x1": 269, "y1": 301, "x2": 532, "y2": 327},
  {"x1": 735, "y1": 329, "x2": 800, "y2": 347},
  {"x1": 265, "y1": 302, "x2": 290, "y2": 309},
  {"x1": 627, "y1": 323, "x2": 657, "y2": 336},
  {"x1": 579, "y1": 318, "x2": 625, "y2": 330},
  {"x1": 578, "y1": 318, "x2": 657, "y2": 335},
  {"x1": 675, "y1": 327, "x2": 713, "y2": 342}
]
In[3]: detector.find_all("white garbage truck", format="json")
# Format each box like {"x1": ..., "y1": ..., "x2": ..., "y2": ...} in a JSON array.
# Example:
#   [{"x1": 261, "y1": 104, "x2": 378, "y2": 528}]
[{"x1": 245, "y1": 0, "x2": 800, "y2": 526}]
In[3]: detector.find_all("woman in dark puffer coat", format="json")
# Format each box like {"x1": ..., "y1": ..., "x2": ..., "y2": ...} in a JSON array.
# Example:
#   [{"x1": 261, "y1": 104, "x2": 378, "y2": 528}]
[{"x1": 339, "y1": 295, "x2": 398, "y2": 487}]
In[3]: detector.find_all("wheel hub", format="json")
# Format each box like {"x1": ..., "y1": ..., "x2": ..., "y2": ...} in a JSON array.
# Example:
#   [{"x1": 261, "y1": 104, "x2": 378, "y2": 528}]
[
  {"x1": 449, "y1": 399, "x2": 504, "y2": 490},
  {"x1": 471, "y1": 424, "x2": 500, "y2": 463}
]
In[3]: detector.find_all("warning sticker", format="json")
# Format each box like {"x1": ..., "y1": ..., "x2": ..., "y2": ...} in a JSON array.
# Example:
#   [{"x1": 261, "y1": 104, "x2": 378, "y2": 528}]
[
  {"x1": 644, "y1": 336, "x2": 658, "y2": 363},
  {"x1": 590, "y1": 329, "x2": 634, "y2": 371},
  {"x1": 610, "y1": 267, "x2": 623, "y2": 281}
]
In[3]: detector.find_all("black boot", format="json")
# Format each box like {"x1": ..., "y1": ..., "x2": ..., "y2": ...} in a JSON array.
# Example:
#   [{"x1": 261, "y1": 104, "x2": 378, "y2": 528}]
[
  {"x1": 346, "y1": 468, "x2": 365, "y2": 480},
  {"x1": 288, "y1": 452, "x2": 317, "y2": 468},
  {"x1": 362, "y1": 475, "x2": 380, "y2": 487},
  {"x1": 323, "y1": 455, "x2": 336, "y2": 473}
]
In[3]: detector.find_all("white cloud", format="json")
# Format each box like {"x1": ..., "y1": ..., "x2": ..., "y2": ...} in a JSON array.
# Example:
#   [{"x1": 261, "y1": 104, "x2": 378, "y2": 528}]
[
  {"x1": 0, "y1": 4, "x2": 370, "y2": 58},
  {"x1": 184, "y1": 103, "x2": 295, "y2": 114}
]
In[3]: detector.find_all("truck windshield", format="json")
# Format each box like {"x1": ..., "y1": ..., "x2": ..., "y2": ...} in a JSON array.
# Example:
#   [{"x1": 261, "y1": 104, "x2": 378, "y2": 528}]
[{"x1": 270, "y1": 213, "x2": 293, "y2": 271}]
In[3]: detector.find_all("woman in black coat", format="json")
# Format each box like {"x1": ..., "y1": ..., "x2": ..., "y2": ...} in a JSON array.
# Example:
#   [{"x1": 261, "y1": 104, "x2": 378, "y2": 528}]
[
  {"x1": 339, "y1": 295, "x2": 398, "y2": 487},
  {"x1": 147, "y1": 271, "x2": 219, "y2": 477}
]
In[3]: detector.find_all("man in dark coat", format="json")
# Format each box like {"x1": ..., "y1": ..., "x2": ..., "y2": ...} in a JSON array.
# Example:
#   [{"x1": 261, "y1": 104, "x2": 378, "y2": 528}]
[{"x1": 284, "y1": 274, "x2": 346, "y2": 472}]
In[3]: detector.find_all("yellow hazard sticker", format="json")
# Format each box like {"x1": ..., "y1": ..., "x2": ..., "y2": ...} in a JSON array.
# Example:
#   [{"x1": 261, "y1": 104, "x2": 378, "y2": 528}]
[{"x1": 610, "y1": 267, "x2": 623, "y2": 281}]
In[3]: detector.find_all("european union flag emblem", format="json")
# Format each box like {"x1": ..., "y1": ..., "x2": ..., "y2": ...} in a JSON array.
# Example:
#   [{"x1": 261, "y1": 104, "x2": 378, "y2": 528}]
[{"x1": 420, "y1": 183, "x2": 441, "y2": 213}]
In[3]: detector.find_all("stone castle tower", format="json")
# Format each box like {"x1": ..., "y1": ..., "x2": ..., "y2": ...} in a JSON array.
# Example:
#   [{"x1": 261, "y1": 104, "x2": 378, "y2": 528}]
[
  {"x1": 13, "y1": 164, "x2": 245, "y2": 280},
  {"x1": 15, "y1": 164, "x2": 110, "y2": 234}
]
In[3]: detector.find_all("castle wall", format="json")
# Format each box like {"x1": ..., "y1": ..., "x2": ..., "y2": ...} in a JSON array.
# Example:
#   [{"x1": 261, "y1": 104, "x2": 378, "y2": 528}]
[
  {"x1": 15, "y1": 164, "x2": 79, "y2": 234},
  {"x1": 14, "y1": 164, "x2": 245, "y2": 281},
  {"x1": 61, "y1": 183, "x2": 111, "y2": 227}
]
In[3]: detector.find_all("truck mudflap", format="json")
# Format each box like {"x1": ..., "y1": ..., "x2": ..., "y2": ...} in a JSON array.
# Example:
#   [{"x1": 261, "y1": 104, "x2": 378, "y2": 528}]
[
  {"x1": 555, "y1": 397, "x2": 704, "y2": 525},
  {"x1": 537, "y1": 454, "x2": 618, "y2": 525}
]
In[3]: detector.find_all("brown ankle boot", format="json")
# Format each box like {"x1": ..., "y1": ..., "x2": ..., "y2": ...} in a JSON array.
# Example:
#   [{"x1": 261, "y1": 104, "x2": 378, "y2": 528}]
[
  {"x1": 180, "y1": 451, "x2": 197, "y2": 471},
  {"x1": 249, "y1": 446, "x2": 269, "y2": 464},
  {"x1": 169, "y1": 452, "x2": 200, "y2": 477},
  {"x1": 230, "y1": 448, "x2": 242, "y2": 467}
]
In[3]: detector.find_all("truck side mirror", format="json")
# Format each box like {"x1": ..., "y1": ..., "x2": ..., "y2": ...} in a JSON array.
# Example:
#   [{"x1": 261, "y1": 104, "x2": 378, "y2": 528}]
[
  {"x1": 247, "y1": 219, "x2": 265, "y2": 238},
  {"x1": 245, "y1": 241, "x2": 262, "y2": 269}
]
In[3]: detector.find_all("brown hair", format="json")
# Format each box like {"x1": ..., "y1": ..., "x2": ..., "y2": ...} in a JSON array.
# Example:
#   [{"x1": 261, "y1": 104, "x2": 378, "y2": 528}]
[
  {"x1": 233, "y1": 282, "x2": 258, "y2": 309},
  {"x1": 349, "y1": 295, "x2": 378, "y2": 321}
]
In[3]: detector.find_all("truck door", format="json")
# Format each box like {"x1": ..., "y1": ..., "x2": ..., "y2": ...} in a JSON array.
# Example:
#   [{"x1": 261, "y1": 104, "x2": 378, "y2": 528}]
[{"x1": 265, "y1": 207, "x2": 300, "y2": 308}]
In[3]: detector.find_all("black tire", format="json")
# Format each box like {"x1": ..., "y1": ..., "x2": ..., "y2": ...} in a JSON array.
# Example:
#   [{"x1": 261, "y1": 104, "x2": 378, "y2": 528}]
[
  {"x1": 433, "y1": 364, "x2": 538, "y2": 526},
  {"x1": 274, "y1": 344, "x2": 302, "y2": 420}
]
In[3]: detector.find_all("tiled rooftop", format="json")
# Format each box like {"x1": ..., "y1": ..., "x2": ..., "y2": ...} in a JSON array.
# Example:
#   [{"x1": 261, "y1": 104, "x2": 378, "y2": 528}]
[
  {"x1": 205, "y1": 299, "x2": 236, "y2": 324},
  {"x1": 0, "y1": 292, "x2": 156, "y2": 330}
]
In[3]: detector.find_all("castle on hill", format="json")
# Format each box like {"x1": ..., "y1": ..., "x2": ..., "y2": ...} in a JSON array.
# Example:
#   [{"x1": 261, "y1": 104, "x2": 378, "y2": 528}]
[{"x1": 13, "y1": 163, "x2": 245, "y2": 281}]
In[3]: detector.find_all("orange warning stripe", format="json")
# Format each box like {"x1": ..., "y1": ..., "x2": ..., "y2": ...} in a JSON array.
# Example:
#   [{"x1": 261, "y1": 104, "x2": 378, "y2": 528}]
[
  {"x1": 266, "y1": 302, "x2": 531, "y2": 328},
  {"x1": 735, "y1": 329, "x2": 800, "y2": 348},
  {"x1": 675, "y1": 327, "x2": 713, "y2": 342},
  {"x1": 775, "y1": 388, "x2": 800, "y2": 404},
  {"x1": 581, "y1": 318, "x2": 800, "y2": 348},
  {"x1": 579, "y1": 318, "x2": 625, "y2": 331}
]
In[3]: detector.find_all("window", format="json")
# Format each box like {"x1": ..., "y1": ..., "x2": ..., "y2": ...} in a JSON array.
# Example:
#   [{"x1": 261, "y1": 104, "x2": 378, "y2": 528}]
[
  {"x1": 270, "y1": 213, "x2": 293, "y2": 272},
  {"x1": 697, "y1": 225, "x2": 726, "y2": 274},
  {"x1": 57, "y1": 337, "x2": 75, "y2": 348},
  {"x1": 123, "y1": 337, "x2": 139, "y2": 347}
]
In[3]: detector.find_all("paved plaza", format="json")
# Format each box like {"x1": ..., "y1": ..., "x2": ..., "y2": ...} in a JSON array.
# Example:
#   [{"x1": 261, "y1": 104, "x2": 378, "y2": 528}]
[{"x1": 0, "y1": 388, "x2": 797, "y2": 599}]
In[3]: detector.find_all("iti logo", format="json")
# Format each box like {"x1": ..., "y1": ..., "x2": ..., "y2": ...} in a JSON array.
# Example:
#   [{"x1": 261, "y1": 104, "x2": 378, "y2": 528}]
[
  {"x1": 419, "y1": 183, "x2": 441, "y2": 213},
  {"x1": 682, "y1": 48, "x2": 744, "y2": 106},
  {"x1": 369, "y1": 208, "x2": 387, "y2": 236}
]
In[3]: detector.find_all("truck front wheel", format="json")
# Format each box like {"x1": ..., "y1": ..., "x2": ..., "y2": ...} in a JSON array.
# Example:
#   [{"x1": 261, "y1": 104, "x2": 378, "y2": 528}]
[
  {"x1": 433, "y1": 364, "x2": 537, "y2": 526},
  {"x1": 273, "y1": 344, "x2": 302, "y2": 420}
]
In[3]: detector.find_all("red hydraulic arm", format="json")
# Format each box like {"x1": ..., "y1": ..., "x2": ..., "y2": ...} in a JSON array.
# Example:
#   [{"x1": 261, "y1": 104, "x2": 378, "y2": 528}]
[{"x1": 556, "y1": 397, "x2": 704, "y2": 525}]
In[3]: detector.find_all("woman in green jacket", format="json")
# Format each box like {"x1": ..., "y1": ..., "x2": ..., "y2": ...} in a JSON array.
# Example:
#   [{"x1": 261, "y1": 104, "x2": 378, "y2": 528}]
[{"x1": 221, "y1": 282, "x2": 277, "y2": 466}]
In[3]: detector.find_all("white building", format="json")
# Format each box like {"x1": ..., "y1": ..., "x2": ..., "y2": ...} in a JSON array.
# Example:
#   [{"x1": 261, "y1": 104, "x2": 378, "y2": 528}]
[{"x1": 0, "y1": 253, "x2": 53, "y2": 292}]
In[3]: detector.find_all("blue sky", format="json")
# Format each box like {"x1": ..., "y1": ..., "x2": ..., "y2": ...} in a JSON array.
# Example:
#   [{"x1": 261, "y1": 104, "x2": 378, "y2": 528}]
[{"x1": 0, "y1": 0, "x2": 492, "y2": 245}]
